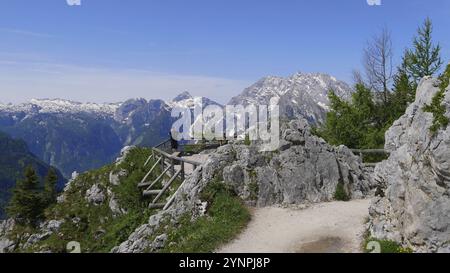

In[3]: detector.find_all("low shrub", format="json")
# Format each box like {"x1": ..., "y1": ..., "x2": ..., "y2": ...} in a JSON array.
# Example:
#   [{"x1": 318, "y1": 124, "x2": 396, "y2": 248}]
[
  {"x1": 334, "y1": 182, "x2": 350, "y2": 201},
  {"x1": 162, "y1": 181, "x2": 251, "y2": 253}
]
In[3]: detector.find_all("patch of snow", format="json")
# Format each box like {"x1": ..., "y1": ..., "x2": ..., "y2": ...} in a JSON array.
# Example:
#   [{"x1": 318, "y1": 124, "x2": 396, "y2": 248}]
[
  {"x1": 0, "y1": 99, "x2": 121, "y2": 116},
  {"x1": 318, "y1": 102, "x2": 330, "y2": 111}
]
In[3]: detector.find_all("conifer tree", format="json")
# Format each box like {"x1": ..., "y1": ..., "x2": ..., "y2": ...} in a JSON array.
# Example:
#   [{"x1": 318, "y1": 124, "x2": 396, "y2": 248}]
[
  {"x1": 390, "y1": 55, "x2": 416, "y2": 120},
  {"x1": 43, "y1": 168, "x2": 58, "y2": 206},
  {"x1": 317, "y1": 85, "x2": 379, "y2": 149},
  {"x1": 7, "y1": 166, "x2": 44, "y2": 226},
  {"x1": 405, "y1": 18, "x2": 443, "y2": 82}
]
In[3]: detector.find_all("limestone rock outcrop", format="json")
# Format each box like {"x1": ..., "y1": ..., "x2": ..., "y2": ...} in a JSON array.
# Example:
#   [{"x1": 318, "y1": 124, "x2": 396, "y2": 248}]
[
  {"x1": 368, "y1": 78, "x2": 450, "y2": 253},
  {"x1": 0, "y1": 219, "x2": 15, "y2": 253},
  {"x1": 221, "y1": 119, "x2": 372, "y2": 206}
]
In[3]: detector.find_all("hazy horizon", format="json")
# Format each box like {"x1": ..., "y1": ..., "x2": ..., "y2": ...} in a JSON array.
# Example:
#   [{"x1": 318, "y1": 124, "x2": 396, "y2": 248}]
[{"x1": 0, "y1": 70, "x2": 351, "y2": 105}]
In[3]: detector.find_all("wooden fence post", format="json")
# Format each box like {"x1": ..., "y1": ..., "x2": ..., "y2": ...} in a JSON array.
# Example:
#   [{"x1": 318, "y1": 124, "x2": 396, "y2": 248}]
[
  {"x1": 170, "y1": 158, "x2": 175, "y2": 176},
  {"x1": 181, "y1": 161, "x2": 185, "y2": 181},
  {"x1": 161, "y1": 154, "x2": 165, "y2": 173}
]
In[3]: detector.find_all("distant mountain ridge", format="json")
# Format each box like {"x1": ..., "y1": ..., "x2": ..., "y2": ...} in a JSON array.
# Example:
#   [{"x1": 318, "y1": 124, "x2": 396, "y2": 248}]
[
  {"x1": 0, "y1": 92, "x2": 221, "y2": 178},
  {"x1": 0, "y1": 72, "x2": 352, "y2": 178},
  {"x1": 0, "y1": 99, "x2": 120, "y2": 117},
  {"x1": 229, "y1": 72, "x2": 353, "y2": 124}
]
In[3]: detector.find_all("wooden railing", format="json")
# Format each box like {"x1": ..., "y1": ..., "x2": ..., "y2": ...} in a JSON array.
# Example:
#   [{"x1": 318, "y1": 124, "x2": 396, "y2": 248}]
[
  {"x1": 154, "y1": 139, "x2": 172, "y2": 152},
  {"x1": 139, "y1": 140, "x2": 203, "y2": 210}
]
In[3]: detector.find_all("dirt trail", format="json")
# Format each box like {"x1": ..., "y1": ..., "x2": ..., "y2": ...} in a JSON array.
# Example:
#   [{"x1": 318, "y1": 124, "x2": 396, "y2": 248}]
[{"x1": 218, "y1": 199, "x2": 371, "y2": 253}]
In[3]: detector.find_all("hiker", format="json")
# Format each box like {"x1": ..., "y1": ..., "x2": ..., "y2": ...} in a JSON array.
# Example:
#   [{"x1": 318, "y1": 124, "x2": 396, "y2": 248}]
[{"x1": 169, "y1": 129, "x2": 178, "y2": 152}]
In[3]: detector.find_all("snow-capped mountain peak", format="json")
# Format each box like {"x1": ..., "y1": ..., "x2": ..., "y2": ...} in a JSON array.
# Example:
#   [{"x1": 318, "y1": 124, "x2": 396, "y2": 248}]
[
  {"x1": 229, "y1": 72, "x2": 353, "y2": 124},
  {"x1": 167, "y1": 91, "x2": 222, "y2": 110},
  {"x1": 172, "y1": 91, "x2": 194, "y2": 102}
]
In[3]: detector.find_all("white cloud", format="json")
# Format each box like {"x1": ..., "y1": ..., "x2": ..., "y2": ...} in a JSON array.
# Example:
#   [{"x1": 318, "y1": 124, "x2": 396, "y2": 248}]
[
  {"x1": 0, "y1": 61, "x2": 250, "y2": 104},
  {"x1": 0, "y1": 28, "x2": 53, "y2": 38}
]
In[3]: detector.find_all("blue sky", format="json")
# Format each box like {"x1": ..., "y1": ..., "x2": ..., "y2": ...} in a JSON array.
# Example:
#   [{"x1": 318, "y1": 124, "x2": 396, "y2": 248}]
[{"x1": 0, "y1": 0, "x2": 449, "y2": 104}]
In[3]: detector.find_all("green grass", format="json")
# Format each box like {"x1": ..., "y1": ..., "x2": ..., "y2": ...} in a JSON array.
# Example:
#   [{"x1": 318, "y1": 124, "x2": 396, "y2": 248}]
[
  {"x1": 334, "y1": 182, "x2": 350, "y2": 201},
  {"x1": 161, "y1": 181, "x2": 251, "y2": 253},
  {"x1": 364, "y1": 237, "x2": 413, "y2": 253}
]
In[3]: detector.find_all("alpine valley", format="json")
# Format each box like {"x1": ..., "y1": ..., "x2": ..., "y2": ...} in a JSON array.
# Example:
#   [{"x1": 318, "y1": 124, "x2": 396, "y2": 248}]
[{"x1": 0, "y1": 132, "x2": 65, "y2": 219}]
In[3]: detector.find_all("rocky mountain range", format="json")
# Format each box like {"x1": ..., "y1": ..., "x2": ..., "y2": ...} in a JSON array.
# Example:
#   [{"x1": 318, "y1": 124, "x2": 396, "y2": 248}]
[
  {"x1": 0, "y1": 93, "x2": 220, "y2": 178},
  {"x1": 229, "y1": 72, "x2": 353, "y2": 124},
  {"x1": 0, "y1": 72, "x2": 350, "y2": 178}
]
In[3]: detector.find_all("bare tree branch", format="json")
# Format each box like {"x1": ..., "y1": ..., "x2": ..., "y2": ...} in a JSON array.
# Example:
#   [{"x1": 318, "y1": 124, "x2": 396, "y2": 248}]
[
  {"x1": 363, "y1": 28, "x2": 394, "y2": 103},
  {"x1": 352, "y1": 69, "x2": 365, "y2": 86}
]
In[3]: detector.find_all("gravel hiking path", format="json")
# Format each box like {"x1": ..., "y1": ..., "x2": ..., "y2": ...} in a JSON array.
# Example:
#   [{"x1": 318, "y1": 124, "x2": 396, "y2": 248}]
[{"x1": 218, "y1": 199, "x2": 371, "y2": 253}]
